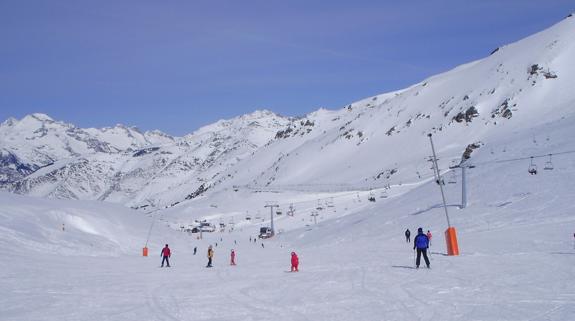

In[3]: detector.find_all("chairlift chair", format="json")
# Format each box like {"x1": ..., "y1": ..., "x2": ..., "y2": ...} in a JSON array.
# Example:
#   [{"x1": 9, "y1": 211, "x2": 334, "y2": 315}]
[
  {"x1": 367, "y1": 190, "x2": 376, "y2": 202},
  {"x1": 380, "y1": 190, "x2": 388, "y2": 198},
  {"x1": 528, "y1": 157, "x2": 538, "y2": 175},
  {"x1": 448, "y1": 171, "x2": 457, "y2": 184},
  {"x1": 327, "y1": 198, "x2": 335, "y2": 207},
  {"x1": 544, "y1": 154, "x2": 554, "y2": 170}
]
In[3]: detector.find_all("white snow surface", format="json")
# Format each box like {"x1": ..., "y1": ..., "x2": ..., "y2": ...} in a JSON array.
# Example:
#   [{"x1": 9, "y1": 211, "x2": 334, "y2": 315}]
[
  {"x1": 1, "y1": 15, "x2": 575, "y2": 321},
  {"x1": 2, "y1": 136, "x2": 575, "y2": 320}
]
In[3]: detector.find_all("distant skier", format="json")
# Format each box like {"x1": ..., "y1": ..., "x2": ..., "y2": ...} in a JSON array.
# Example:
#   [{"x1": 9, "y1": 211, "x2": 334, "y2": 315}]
[
  {"x1": 261, "y1": 243, "x2": 265, "y2": 248},
  {"x1": 413, "y1": 228, "x2": 430, "y2": 269},
  {"x1": 291, "y1": 252, "x2": 299, "y2": 272},
  {"x1": 230, "y1": 249, "x2": 236, "y2": 265},
  {"x1": 206, "y1": 245, "x2": 214, "y2": 268},
  {"x1": 249, "y1": 236, "x2": 252, "y2": 242},
  {"x1": 405, "y1": 229, "x2": 411, "y2": 243},
  {"x1": 426, "y1": 230, "x2": 433, "y2": 246},
  {"x1": 161, "y1": 244, "x2": 171, "y2": 267},
  {"x1": 193, "y1": 246, "x2": 197, "y2": 255}
]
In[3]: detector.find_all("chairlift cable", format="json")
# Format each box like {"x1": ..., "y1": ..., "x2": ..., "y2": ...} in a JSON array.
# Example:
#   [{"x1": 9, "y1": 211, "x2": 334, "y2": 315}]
[{"x1": 470, "y1": 149, "x2": 575, "y2": 167}]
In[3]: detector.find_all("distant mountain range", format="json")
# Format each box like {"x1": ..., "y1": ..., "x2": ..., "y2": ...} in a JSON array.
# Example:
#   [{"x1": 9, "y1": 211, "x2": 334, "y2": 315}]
[{"x1": 2, "y1": 14, "x2": 574, "y2": 210}]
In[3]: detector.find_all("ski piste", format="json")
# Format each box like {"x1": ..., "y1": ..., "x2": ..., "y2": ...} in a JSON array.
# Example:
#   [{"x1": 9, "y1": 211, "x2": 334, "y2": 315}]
[{"x1": 2, "y1": 13, "x2": 575, "y2": 321}]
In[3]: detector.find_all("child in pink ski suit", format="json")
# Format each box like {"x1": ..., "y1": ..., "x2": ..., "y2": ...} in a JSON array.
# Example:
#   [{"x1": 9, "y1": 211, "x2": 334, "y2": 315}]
[{"x1": 291, "y1": 252, "x2": 299, "y2": 272}]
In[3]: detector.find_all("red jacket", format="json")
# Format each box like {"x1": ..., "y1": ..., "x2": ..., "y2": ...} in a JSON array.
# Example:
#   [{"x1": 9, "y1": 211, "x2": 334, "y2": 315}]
[
  {"x1": 161, "y1": 247, "x2": 171, "y2": 257},
  {"x1": 291, "y1": 253, "x2": 299, "y2": 266}
]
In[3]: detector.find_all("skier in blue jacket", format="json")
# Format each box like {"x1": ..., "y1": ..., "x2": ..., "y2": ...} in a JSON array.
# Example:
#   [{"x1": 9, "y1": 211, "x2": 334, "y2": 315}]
[{"x1": 413, "y1": 228, "x2": 430, "y2": 269}]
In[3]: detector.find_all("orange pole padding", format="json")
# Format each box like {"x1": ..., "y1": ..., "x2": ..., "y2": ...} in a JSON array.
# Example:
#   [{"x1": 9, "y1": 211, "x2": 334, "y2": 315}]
[
  {"x1": 445, "y1": 227, "x2": 460, "y2": 256},
  {"x1": 143, "y1": 247, "x2": 149, "y2": 257}
]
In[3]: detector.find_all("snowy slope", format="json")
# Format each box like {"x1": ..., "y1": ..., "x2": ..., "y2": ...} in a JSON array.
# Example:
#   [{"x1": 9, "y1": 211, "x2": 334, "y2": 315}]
[
  {"x1": 207, "y1": 13, "x2": 575, "y2": 194},
  {"x1": 2, "y1": 114, "x2": 574, "y2": 320},
  {"x1": 2, "y1": 15, "x2": 575, "y2": 321},
  {"x1": 0, "y1": 192, "x2": 166, "y2": 256}
]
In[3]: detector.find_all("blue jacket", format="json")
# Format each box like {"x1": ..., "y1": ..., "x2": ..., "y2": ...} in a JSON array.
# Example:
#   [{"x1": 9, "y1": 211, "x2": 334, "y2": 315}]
[{"x1": 414, "y1": 233, "x2": 429, "y2": 249}]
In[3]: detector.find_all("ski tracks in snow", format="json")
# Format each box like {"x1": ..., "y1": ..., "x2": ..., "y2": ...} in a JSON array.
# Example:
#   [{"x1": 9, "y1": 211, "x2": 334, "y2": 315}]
[{"x1": 147, "y1": 285, "x2": 183, "y2": 321}]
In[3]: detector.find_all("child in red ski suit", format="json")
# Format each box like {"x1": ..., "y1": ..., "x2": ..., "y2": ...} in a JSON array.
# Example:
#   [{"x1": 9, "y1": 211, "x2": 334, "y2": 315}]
[
  {"x1": 230, "y1": 249, "x2": 236, "y2": 265},
  {"x1": 291, "y1": 252, "x2": 299, "y2": 272}
]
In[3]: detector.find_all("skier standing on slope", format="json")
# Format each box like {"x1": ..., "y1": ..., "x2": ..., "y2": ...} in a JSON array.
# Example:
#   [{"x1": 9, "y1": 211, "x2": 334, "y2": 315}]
[
  {"x1": 291, "y1": 252, "x2": 299, "y2": 272},
  {"x1": 426, "y1": 230, "x2": 433, "y2": 246},
  {"x1": 161, "y1": 244, "x2": 171, "y2": 267},
  {"x1": 230, "y1": 249, "x2": 236, "y2": 265},
  {"x1": 206, "y1": 245, "x2": 214, "y2": 268},
  {"x1": 405, "y1": 229, "x2": 411, "y2": 243},
  {"x1": 193, "y1": 246, "x2": 197, "y2": 255},
  {"x1": 413, "y1": 228, "x2": 430, "y2": 269}
]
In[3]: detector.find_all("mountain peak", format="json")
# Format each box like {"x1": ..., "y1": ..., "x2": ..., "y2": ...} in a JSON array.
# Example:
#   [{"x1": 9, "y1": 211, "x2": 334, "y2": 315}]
[
  {"x1": 25, "y1": 113, "x2": 55, "y2": 122},
  {"x1": 1, "y1": 117, "x2": 17, "y2": 127},
  {"x1": 243, "y1": 109, "x2": 279, "y2": 119}
]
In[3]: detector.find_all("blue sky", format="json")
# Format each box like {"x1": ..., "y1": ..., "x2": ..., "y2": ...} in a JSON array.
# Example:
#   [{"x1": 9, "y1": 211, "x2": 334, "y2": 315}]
[{"x1": 0, "y1": 0, "x2": 573, "y2": 136}]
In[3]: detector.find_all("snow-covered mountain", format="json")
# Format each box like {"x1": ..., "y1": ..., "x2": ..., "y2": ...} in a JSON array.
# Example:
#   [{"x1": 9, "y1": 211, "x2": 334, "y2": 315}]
[
  {"x1": 2, "y1": 15, "x2": 575, "y2": 211},
  {"x1": 0, "y1": 113, "x2": 174, "y2": 183},
  {"x1": 1, "y1": 110, "x2": 290, "y2": 207},
  {"x1": 180, "y1": 14, "x2": 575, "y2": 199}
]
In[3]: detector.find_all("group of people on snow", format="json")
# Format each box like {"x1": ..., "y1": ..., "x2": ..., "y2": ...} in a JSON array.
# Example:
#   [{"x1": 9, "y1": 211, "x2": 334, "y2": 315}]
[
  {"x1": 160, "y1": 226, "x2": 436, "y2": 271},
  {"x1": 159, "y1": 243, "x2": 299, "y2": 271}
]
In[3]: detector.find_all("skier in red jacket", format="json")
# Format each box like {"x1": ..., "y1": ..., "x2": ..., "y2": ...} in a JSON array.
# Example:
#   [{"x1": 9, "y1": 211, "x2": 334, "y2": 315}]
[
  {"x1": 230, "y1": 249, "x2": 236, "y2": 265},
  {"x1": 161, "y1": 244, "x2": 171, "y2": 267},
  {"x1": 291, "y1": 252, "x2": 299, "y2": 272}
]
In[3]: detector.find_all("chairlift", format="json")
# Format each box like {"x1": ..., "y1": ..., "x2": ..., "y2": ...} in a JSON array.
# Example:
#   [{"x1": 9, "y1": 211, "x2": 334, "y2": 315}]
[
  {"x1": 448, "y1": 171, "x2": 457, "y2": 184},
  {"x1": 528, "y1": 157, "x2": 538, "y2": 175},
  {"x1": 327, "y1": 198, "x2": 335, "y2": 208},
  {"x1": 368, "y1": 190, "x2": 376, "y2": 202},
  {"x1": 380, "y1": 190, "x2": 388, "y2": 199},
  {"x1": 276, "y1": 210, "x2": 283, "y2": 215},
  {"x1": 544, "y1": 154, "x2": 554, "y2": 170}
]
